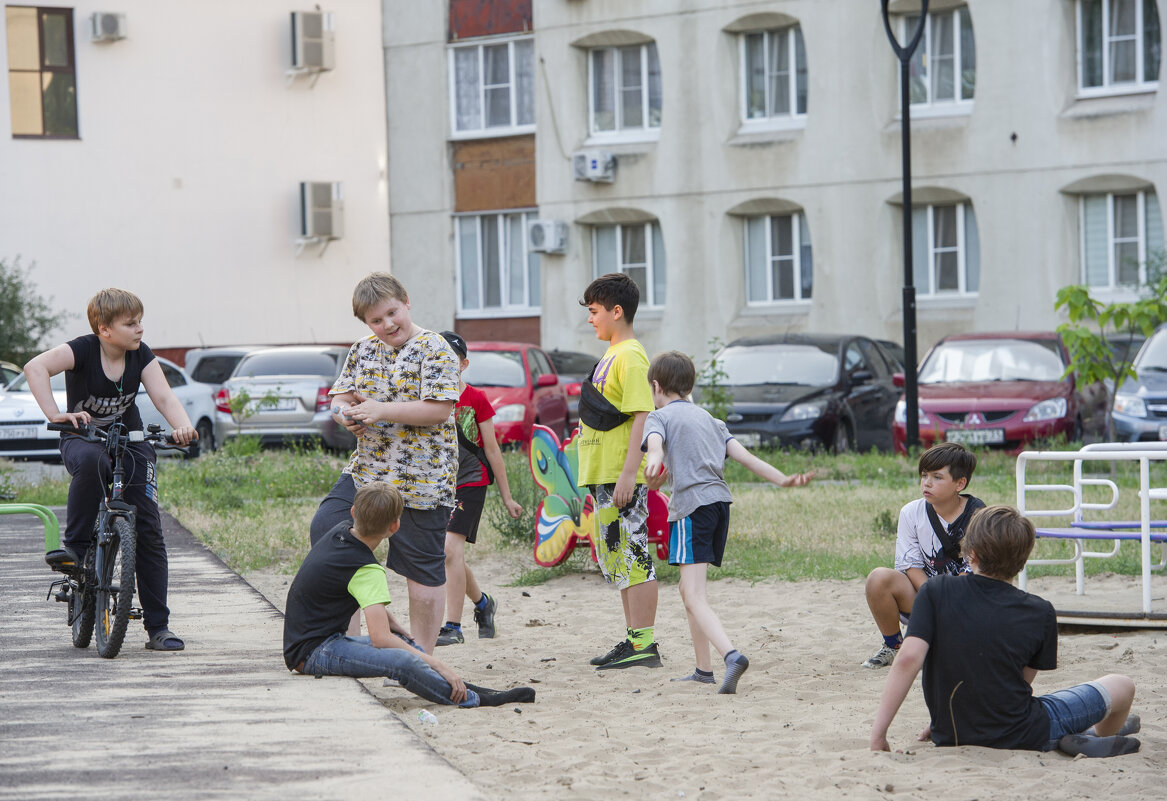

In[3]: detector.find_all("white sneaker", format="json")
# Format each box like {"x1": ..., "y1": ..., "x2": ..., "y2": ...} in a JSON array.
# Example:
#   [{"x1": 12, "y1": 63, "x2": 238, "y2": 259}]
[{"x1": 862, "y1": 644, "x2": 897, "y2": 669}]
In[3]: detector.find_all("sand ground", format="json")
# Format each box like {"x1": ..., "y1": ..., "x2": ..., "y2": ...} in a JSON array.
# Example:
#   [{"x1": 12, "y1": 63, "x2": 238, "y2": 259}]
[{"x1": 247, "y1": 552, "x2": 1165, "y2": 801}]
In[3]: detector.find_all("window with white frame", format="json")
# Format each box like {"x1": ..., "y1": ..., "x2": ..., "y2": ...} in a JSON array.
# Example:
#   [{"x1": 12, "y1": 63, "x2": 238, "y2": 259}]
[
  {"x1": 450, "y1": 37, "x2": 535, "y2": 135},
  {"x1": 744, "y1": 213, "x2": 813, "y2": 303},
  {"x1": 910, "y1": 203, "x2": 980, "y2": 297},
  {"x1": 741, "y1": 26, "x2": 807, "y2": 123},
  {"x1": 904, "y1": 6, "x2": 975, "y2": 107},
  {"x1": 589, "y1": 43, "x2": 662, "y2": 135},
  {"x1": 592, "y1": 222, "x2": 666, "y2": 307},
  {"x1": 456, "y1": 211, "x2": 541, "y2": 315},
  {"x1": 1078, "y1": 0, "x2": 1161, "y2": 93},
  {"x1": 1082, "y1": 190, "x2": 1164, "y2": 288}
]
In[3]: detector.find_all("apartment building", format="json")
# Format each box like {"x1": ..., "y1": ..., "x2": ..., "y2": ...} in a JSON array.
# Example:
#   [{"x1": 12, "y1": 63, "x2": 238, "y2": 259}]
[{"x1": 385, "y1": 0, "x2": 1164, "y2": 361}]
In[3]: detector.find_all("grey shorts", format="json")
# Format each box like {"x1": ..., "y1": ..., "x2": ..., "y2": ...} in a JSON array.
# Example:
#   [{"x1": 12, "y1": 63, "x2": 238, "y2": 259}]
[{"x1": 388, "y1": 505, "x2": 452, "y2": 588}]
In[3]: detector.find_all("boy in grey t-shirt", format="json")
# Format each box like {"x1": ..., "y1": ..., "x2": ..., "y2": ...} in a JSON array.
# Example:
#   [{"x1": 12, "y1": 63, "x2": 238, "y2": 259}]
[{"x1": 642, "y1": 351, "x2": 815, "y2": 693}]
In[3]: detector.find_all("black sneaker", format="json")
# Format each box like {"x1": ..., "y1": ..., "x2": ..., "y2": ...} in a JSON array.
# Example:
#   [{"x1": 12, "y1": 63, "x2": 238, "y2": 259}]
[
  {"x1": 596, "y1": 642, "x2": 662, "y2": 671},
  {"x1": 435, "y1": 625, "x2": 464, "y2": 646},
  {"x1": 473, "y1": 593, "x2": 497, "y2": 639},
  {"x1": 589, "y1": 639, "x2": 632, "y2": 666}
]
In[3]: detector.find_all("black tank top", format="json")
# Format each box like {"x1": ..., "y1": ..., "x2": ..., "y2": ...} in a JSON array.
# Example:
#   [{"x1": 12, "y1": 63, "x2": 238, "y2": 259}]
[{"x1": 65, "y1": 334, "x2": 155, "y2": 431}]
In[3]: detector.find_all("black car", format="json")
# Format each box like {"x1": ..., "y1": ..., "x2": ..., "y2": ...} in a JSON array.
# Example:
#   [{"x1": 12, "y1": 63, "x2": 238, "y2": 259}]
[{"x1": 696, "y1": 333, "x2": 901, "y2": 452}]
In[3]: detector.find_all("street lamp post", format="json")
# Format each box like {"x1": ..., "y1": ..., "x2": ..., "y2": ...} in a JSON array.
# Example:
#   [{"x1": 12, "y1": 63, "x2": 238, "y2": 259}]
[{"x1": 880, "y1": 0, "x2": 928, "y2": 451}]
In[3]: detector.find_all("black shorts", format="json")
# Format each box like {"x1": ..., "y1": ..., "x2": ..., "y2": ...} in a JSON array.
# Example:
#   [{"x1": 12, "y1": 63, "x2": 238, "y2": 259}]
[
  {"x1": 668, "y1": 502, "x2": 731, "y2": 567},
  {"x1": 447, "y1": 484, "x2": 488, "y2": 544},
  {"x1": 388, "y1": 505, "x2": 452, "y2": 587}
]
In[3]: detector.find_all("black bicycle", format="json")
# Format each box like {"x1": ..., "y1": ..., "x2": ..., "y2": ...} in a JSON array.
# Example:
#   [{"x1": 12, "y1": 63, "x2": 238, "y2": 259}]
[{"x1": 44, "y1": 422, "x2": 185, "y2": 658}]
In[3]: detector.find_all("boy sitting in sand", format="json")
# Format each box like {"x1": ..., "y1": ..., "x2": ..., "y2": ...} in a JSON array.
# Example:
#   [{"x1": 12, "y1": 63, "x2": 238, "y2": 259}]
[
  {"x1": 862, "y1": 442, "x2": 984, "y2": 669},
  {"x1": 642, "y1": 351, "x2": 814, "y2": 694},
  {"x1": 870, "y1": 505, "x2": 1140, "y2": 757}
]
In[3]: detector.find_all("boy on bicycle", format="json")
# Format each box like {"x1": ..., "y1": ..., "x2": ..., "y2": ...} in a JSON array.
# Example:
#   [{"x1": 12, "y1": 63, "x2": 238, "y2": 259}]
[{"x1": 25, "y1": 288, "x2": 197, "y2": 652}]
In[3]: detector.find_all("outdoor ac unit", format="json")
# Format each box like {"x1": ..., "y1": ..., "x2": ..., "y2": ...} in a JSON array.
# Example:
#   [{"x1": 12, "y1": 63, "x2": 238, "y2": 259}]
[
  {"x1": 90, "y1": 12, "x2": 126, "y2": 42},
  {"x1": 291, "y1": 11, "x2": 335, "y2": 71},
  {"x1": 572, "y1": 149, "x2": 616, "y2": 183},
  {"x1": 300, "y1": 182, "x2": 344, "y2": 240},
  {"x1": 528, "y1": 220, "x2": 568, "y2": 254}
]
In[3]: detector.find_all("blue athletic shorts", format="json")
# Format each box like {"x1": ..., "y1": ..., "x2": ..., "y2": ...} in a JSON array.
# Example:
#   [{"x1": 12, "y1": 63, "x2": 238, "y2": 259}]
[
  {"x1": 1038, "y1": 681, "x2": 1111, "y2": 750},
  {"x1": 668, "y1": 502, "x2": 730, "y2": 566}
]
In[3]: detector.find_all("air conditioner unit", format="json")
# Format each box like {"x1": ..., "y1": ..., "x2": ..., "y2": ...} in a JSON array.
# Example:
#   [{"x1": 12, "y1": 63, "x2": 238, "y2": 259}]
[
  {"x1": 528, "y1": 220, "x2": 568, "y2": 254},
  {"x1": 572, "y1": 149, "x2": 616, "y2": 183},
  {"x1": 300, "y1": 182, "x2": 344, "y2": 240},
  {"x1": 90, "y1": 12, "x2": 126, "y2": 42},
  {"x1": 291, "y1": 11, "x2": 335, "y2": 71}
]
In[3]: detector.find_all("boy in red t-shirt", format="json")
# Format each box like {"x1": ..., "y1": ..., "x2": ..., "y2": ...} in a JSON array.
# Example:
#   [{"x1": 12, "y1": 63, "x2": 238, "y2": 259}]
[{"x1": 436, "y1": 332, "x2": 523, "y2": 645}]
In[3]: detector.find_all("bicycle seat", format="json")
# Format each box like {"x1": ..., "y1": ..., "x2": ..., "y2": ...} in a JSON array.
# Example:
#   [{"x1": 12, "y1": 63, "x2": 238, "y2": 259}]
[{"x1": 45, "y1": 546, "x2": 81, "y2": 574}]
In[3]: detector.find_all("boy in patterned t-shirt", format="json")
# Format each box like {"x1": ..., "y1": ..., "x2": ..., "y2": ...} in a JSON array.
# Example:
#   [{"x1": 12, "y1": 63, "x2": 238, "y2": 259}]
[{"x1": 316, "y1": 272, "x2": 460, "y2": 654}]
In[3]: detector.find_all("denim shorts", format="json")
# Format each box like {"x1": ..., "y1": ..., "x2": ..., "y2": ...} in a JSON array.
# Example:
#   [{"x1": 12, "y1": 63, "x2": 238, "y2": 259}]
[{"x1": 1037, "y1": 681, "x2": 1111, "y2": 749}]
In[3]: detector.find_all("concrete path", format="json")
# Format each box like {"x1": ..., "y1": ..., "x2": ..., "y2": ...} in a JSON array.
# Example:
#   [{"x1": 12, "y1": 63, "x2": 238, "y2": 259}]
[{"x1": 0, "y1": 508, "x2": 485, "y2": 801}]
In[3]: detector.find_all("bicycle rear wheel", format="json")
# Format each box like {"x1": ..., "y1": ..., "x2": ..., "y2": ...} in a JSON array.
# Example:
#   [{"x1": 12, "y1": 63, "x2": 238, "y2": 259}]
[
  {"x1": 70, "y1": 552, "x2": 95, "y2": 649},
  {"x1": 95, "y1": 518, "x2": 137, "y2": 659}
]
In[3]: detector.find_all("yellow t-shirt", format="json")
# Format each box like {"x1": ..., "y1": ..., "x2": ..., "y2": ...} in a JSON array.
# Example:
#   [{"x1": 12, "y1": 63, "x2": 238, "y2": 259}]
[{"x1": 576, "y1": 338, "x2": 654, "y2": 486}]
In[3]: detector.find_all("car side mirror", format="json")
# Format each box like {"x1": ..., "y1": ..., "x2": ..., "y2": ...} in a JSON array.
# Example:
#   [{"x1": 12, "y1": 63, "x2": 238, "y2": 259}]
[
  {"x1": 892, "y1": 372, "x2": 905, "y2": 388},
  {"x1": 850, "y1": 370, "x2": 873, "y2": 384},
  {"x1": 536, "y1": 374, "x2": 558, "y2": 388}
]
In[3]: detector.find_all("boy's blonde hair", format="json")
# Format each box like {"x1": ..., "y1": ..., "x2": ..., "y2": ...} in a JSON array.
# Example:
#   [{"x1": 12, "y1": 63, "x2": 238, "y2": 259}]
[
  {"x1": 960, "y1": 505, "x2": 1035, "y2": 579},
  {"x1": 352, "y1": 483, "x2": 404, "y2": 536},
  {"x1": 352, "y1": 272, "x2": 408, "y2": 322},
  {"x1": 87, "y1": 288, "x2": 143, "y2": 335}
]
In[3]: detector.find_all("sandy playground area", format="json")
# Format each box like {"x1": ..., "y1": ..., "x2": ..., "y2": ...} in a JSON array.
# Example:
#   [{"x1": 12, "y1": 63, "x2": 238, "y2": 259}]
[{"x1": 247, "y1": 554, "x2": 1165, "y2": 801}]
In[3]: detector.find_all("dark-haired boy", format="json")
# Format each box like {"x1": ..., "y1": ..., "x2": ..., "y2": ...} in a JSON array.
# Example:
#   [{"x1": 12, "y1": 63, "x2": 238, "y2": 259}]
[
  {"x1": 862, "y1": 442, "x2": 984, "y2": 669},
  {"x1": 285, "y1": 483, "x2": 535, "y2": 709},
  {"x1": 870, "y1": 505, "x2": 1139, "y2": 757},
  {"x1": 577, "y1": 273, "x2": 660, "y2": 670}
]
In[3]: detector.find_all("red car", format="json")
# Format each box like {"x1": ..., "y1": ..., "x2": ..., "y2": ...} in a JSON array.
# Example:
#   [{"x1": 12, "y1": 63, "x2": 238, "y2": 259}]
[
  {"x1": 892, "y1": 331, "x2": 1106, "y2": 454},
  {"x1": 463, "y1": 341, "x2": 570, "y2": 447}
]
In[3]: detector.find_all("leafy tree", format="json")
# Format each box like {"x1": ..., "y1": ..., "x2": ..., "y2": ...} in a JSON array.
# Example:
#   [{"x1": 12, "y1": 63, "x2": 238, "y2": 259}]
[
  {"x1": 1055, "y1": 251, "x2": 1167, "y2": 440},
  {"x1": 0, "y1": 257, "x2": 72, "y2": 365}
]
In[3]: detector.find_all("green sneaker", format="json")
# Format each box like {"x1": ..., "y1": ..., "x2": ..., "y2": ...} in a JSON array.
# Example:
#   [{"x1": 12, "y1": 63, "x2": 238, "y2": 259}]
[
  {"x1": 595, "y1": 641, "x2": 662, "y2": 671},
  {"x1": 435, "y1": 625, "x2": 464, "y2": 646}
]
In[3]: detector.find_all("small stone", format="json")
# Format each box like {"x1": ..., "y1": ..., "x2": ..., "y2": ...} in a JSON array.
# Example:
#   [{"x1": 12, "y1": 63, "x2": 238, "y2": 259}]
[
  {"x1": 522, "y1": 591, "x2": 531, "y2": 597},
  {"x1": 540, "y1": 657, "x2": 556, "y2": 662},
  {"x1": 513, "y1": 707, "x2": 522, "y2": 714},
  {"x1": 486, "y1": 663, "x2": 493, "y2": 669},
  {"x1": 884, "y1": 784, "x2": 894, "y2": 793},
  {"x1": 632, "y1": 689, "x2": 641, "y2": 694}
]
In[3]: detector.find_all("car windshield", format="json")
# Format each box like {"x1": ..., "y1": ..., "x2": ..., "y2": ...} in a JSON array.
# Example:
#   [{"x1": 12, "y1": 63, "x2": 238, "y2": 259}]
[
  {"x1": 549, "y1": 351, "x2": 597, "y2": 375},
  {"x1": 191, "y1": 355, "x2": 244, "y2": 384},
  {"x1": 463, "y1": 351, "x2": 526, "y2": 388},
  {"x1": 234, "y1": 352, "x2": 339, "y2": 378},
  {"x1": 918, "y1": 339, "x2": 1065, "y2": 383},
  {"x1": 7, "y1": 373, "x2": 66, "y2": 392},
  {"x1": 1135, "y1": 331, "x2": 1167, "y2": 371},
  {"x1": 715, "y1": 343, "x2": 839, "y2": 387}
]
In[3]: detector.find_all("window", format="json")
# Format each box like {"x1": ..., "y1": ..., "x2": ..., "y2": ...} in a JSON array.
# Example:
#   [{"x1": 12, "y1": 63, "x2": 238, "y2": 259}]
[
  {"x1": 1078, "y1": 0, "x2": 1161, "y2": 93},
  {"x1": 911, "y1": 203, "x2": 980, "y2": 297},
  {"x1": 904, "y1": 6, "x2": 975, "y2": 107},
  {"x1": 456, "y1": 210, "x2": 541, "y2": 315},
  {"x1": 5, "y1": 6, "x2": 77, "y2": 137},
  {"x1": 450, "y1": 36, "x2": 535, "y2": 136},
  {"x1": 741, "y1": 26, "x2": 807, "y2": 123},
  {"x1": 592, "y1": 222, "x2": 666, "y2": 307},
  {"x1": 589, "y1": 42, "x2": 662, "y2": 135},
  {"x1": 744, "y1": 213, "x2": 813, "y2": 303},
  {"x1": 1082, "y1": 190, "x2": 1164, "y2": 288}
]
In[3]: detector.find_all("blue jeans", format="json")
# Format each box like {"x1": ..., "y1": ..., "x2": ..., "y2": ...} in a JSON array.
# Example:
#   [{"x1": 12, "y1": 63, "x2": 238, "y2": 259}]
[
  {"x1": 301, "y1": 634, "x2": 480, "y2": 708},
  {"x1": 1038, "y1": 681, "x2": 1111, "y2": 750}
]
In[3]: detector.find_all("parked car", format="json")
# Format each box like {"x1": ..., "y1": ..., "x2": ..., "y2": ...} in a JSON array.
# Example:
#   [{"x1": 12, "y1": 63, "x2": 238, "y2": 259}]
[
  {"x1": 892, "y1": 331, "x2": 1105, "y2": 453},
  {"x1": 876, "y1": 340, "x2": 906, "y2": 372},
  {"x1": 0, "y1": 358, "x2": 217, "y2": 460},
  {"x1": 183, "y1": 345, "x2": 262, "y2": 387},
  {"x1": 463, "y1": 341, "x2": 570, "y2": 447},
  {"x1": 695, "y1": 333, "x2": 901, "y2": 452},
  {"x1": 547, "y1": 348, "x2": 601, "y2": 431},
  {"x1": 213, "y1": 345, "x2": 351, "y2": 450},
  {"x1": 1, "y1": 360, "x2": 20, "y2": 388},
  {"x1": 1111, "y1": 324, "x2": 1167, "y2": 442}
]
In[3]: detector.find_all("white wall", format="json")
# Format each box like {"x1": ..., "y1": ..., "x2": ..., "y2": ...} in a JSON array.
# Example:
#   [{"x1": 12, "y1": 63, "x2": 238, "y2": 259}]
[{"x1": 0, "y1": 1, "x2": 390, "y2": 350}]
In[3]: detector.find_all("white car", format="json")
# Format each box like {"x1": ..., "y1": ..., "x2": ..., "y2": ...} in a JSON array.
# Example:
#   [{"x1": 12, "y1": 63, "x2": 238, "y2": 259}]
[{"x1": 0, "y1": 358, "x2": 217, "y2": 460}]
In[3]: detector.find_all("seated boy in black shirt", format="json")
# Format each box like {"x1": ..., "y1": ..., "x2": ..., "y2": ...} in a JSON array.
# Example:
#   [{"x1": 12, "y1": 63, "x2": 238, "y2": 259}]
[
  {"x1": 870, "y1": 505, "x2": 1140, "y2": 758},
  {"x1": 284, "y1": 482, "x2": 534, "y2": 709}
]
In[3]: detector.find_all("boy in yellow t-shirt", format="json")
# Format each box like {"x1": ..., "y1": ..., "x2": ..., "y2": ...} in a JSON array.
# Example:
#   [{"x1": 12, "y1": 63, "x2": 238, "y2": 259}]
[{"x1": 577, "y1": 273, "x2": 660, "y2": 670}]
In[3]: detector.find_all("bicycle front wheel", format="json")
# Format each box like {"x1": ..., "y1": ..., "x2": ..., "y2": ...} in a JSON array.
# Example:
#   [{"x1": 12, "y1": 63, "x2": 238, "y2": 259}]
[{"x1": 95, "y1": 518, "x2": 137, "y2": 659}]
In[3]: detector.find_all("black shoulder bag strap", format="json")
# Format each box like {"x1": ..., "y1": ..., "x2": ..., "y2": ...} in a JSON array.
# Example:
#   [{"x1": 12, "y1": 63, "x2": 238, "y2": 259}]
[
  {"x1": 456, "y1": 425, "x2": 494, "y2": 484},
  {"x1": 925, "y1": 502, "x2": 963, "y2": 562}
]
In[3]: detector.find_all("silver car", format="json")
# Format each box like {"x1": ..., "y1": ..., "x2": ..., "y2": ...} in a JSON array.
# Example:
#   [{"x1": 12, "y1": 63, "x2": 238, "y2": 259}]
[{"x1": 213, "y1": 345, "x2": 352, "y2": 449}]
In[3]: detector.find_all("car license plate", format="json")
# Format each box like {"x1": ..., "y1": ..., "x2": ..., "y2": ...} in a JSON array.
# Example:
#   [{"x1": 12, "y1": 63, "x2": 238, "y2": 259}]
[
  {"x1": 734, "y1": 432, "x2": 762, "y2": 448},
  {"x1": 945, "y1": 428, "x2": 1005, "y2": 445},
  {"x1": 0, "y1": 426, "x2": 38, "y2": 440}
]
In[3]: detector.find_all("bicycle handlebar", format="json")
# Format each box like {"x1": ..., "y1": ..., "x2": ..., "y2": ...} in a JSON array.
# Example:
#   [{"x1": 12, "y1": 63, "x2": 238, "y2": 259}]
[{"x1": 46, "y1": 422, "x2": 189, "y2": 451}]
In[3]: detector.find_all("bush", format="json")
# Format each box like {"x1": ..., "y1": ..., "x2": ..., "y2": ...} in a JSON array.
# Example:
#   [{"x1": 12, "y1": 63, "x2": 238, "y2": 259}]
[
  {"x1": 483, "y1": 449, "x2": 543, "y2": 547},
  {"x1": 0, "y1": 257, "x2": 71, "y2": 364}
]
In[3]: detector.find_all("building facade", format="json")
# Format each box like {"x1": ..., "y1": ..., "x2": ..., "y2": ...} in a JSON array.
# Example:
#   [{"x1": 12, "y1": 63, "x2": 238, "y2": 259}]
[
  {"x1": 385, "y1": 0, "x2": 1165, "y2": 363},
  {"x1": 1, "y1": 1, "x2": 390, "y2": 357}
]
